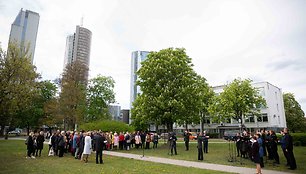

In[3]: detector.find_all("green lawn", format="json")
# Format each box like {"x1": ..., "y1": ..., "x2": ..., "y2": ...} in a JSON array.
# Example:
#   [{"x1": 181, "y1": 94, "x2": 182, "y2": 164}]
[
  {"x1": 0, "y1": 140, "x2": 229, "y2": 174},
  {"x1": 121, "y1": 141, "x2": 306, "y2": 174}
]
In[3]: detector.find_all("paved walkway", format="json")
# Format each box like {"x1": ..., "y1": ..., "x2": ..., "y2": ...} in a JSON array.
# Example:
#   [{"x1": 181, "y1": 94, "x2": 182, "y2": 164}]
[{"x1": 103, "y1": 151, "x2": 292, "y2": 174}]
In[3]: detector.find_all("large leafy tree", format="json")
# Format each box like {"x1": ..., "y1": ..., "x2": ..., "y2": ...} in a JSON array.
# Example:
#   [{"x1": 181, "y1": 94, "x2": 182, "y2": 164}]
[
  {"x1": 194, "y1": 76, "x2": 215, "y2": 131},
  {"x1": 132, "y1": 48, "x2": 207, "y2": 132},
  {"x1": 209, "y1": 79, "x2": 266, "y2": 126},
  {"x1": 0, "y1": 43, "x2": 40, "y2": 135},
  {"x1": 283, "y1": 93, "x2": 306, "y2": 132},
  {"x1": 86, "y1": 75, "x2": 115, "y2": 122},
  {"x1": 59, "y1": 60, "x2": 88, "y2": 130}
]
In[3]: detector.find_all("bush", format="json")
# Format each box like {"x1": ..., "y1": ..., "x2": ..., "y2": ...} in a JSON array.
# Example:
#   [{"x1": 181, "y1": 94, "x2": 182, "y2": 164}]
[
  {"x1": 291, "y1": 133, "x2": 306, "y2": 146},
  {"x1": 79, "y1": 120, "x2": 134, "y2": 133},
  {"x1": 207, "y1": 133, "x2": 219, "y2": 138},
  {"x1": 293, "y1": 141, "x2": 301, "y2": 146}
]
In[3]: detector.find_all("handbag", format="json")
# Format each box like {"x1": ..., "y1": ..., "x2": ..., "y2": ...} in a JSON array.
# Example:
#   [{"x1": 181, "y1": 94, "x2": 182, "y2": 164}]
[{"x1": 48, "y1": 147, "x2": 54, "y2": 156}]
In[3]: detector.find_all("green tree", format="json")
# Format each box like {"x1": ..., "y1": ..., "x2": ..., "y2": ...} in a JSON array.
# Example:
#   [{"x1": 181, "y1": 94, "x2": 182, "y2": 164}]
[
  {"x1": 194, "y1": 76, "x2": 215, "y2": 132},
  {"x1": 59, "y1": 60, "x2": 88, "y2": 130},
  {"x1": 132, "y1": 48, "x2": 205, "y2": 132},
  {"x1": 209, "y1": 79, "x2": 266, "y2": 127},
  {"x1": 86, "y1": 75, "x2": 115, "y2": 122},
  {"x1": 0, "y1": 43, "x2": 40, "y2": 135},
  {"x1": 283, "y1": 93, "x2": 306, "y2": 132}
]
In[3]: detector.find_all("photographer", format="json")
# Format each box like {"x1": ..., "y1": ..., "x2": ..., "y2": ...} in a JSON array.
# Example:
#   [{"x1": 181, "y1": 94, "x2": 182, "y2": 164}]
[
  {"x1": 197, "y1": 132, "x2": 204, "y2": 160},
  {"x1": 169, "y1": 132, "x2": 177, "y2": 155}
]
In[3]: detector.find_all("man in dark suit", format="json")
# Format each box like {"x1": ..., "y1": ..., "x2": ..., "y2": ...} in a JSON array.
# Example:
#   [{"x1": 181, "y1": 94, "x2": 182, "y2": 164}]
[
  {"x1": 284, "y1": 128, "x2": 297, "y2": 170},
  {"x1": 197, "y1": 132, "x2": 204, "y2": 160},
  {"x1": 95, "y1": 131, "x2": 106, "y2": 164},
  {"x1": 183, "y1": 130, "x2": 190, "y2": 151}
]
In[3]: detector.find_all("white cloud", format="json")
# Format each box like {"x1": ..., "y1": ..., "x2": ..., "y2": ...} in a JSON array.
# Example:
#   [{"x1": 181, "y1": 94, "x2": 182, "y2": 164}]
[{"x1": 1, "y1": 0, "x2": 306, "y2": 112}]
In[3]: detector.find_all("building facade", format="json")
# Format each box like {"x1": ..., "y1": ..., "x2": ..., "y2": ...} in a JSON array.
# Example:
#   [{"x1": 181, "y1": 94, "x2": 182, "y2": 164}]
[
  {"x1": 108, "y1": 104, "x2": 121, "y2": 121},
  {"x1": 171, "y1": 82, "x2": 287, "y2": 136},
  {"x1": 130, "y1": 51, "x2": 150, "y2": 123},
  {"x1": 8, "y1": 8, "x2": 40, "y2": 64},
  {"x1": 63, "y1": 25, "x2": 92, "y2": 81}
]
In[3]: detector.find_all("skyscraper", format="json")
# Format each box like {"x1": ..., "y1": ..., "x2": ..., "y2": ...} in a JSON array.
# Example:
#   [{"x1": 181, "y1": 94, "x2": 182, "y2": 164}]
[
  {"x1": 130, "y1": 51, "x2": 150, "y2": 119},
  {"x1": 8, "y1": 8, "x2": 40, "y2": 64},
  {"x1": 63, "y1": 25, "x2": 92, "y2": 80}
]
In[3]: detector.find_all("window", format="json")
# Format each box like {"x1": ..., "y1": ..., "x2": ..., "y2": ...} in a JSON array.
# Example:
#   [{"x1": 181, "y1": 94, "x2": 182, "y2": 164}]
[
  {"x1": 245, "y1": 114, "x2": 255, "y2": 123},
  {"x1": 257, "y1": 113, "x2": 268, "y2": 122},
  {"x1": 262, "y1": 114, "x2": 268, "y2": 122}
]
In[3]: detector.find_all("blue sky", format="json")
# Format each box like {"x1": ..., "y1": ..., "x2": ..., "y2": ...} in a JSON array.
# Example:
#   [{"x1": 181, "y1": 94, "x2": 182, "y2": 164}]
[{"x1": 0, "y1": 0, "x2": 305, "y2": 113}]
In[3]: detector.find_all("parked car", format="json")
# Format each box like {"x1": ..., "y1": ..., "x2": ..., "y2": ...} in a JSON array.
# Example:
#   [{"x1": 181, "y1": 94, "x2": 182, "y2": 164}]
[
  {"x1": 160, "y1": 133, "x2": 169, "y2": 139},
  {"x1": 8, "y1": 130, "x2": 21, "y2": 135},
  {"x1": 189, "y1": 132, "x2": 198, "y2": 140}
]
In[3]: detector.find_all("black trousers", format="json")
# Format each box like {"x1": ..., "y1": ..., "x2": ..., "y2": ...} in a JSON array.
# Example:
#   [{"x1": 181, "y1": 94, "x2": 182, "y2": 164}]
[
  {"x1": 153, "y1": 142, "x2": 158, "y2": 149},
  {"x1": 171, "y1": 145, "x2": 177, "y2": 155},
  {"x1": 27, "y1": 148, "x2": 33, "y2": 157},
  {"x1": 119, "y1": 141, "x2": 123, "y2": 150},
  {"x1": 271, "y1": 146, "x2": 279, "y2": 164},
  {"x1": 260, "y1": 157, "x2": 264, "y2": 168},
  {"x1": 204, "y1": 141, "x2": 208, "y2": 153},
  {"x1": 287, "y1": 150, "x2": 297, "y2": 169},
  {"x1": 58, "y1": 146, "x2": 64, "y2": 157},
  {"x1": 145, "y1": 142, "x2": 150, "y2": 149},
  {"x1": 96, "y1": 150, "x2": 103, "y2": 164},
  {"x1": 185, "y1": 141, "x2": 189, "y2": 151},
  {"x1": 282, "y1": 148, "x2": 289, "y2": 165},
  {"x1": 198, "y1": 148, "x2": 203, "y2": 160}
]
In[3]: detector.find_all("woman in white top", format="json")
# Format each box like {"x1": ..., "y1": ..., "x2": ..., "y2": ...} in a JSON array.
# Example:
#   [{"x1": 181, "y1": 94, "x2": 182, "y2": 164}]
[
  {"x1": 113, "y1": 133, "x2": 119, "y2": 150},
  {"x1": 82, "y1": 132, "x2": 92, "y2": 163}
]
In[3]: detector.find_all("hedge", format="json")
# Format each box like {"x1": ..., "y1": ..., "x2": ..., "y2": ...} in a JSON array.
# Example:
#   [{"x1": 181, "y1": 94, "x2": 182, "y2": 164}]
[
  {"x1": 79, "y1": 120, "x2": 134, "y2": 133},
  {"x1": 277, "y1": 133, "x2": 306, "y2": 146}
]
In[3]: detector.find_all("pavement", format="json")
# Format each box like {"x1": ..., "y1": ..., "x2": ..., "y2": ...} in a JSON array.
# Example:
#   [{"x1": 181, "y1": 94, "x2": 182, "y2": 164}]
[
  {"x1": 1, "y1": 137, "x2": 293, "y2": 174},
  {"x1": 103, "y1": 151, "x2": 293, "y2": 174}
]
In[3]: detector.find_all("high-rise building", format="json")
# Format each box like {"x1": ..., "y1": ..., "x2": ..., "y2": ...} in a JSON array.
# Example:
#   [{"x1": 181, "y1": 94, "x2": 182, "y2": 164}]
[
  {"x1": 63, "y1": 25, "x2": 92, "y2": 80},
  {"x1": 8, "y1": 8, "x2": 40, "y2": 64},
  {"x1": 130, "y1": 51, "x2": 150, "y2": 124}
]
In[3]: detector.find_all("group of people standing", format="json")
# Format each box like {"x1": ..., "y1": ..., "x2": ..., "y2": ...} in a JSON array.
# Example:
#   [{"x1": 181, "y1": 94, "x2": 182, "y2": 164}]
[
  {"x1": 235, "y1": 128, "x2": 297, "y2": 174},
  {"x1": 25, "y1": 131, "x2": 45, "y2": 159},
  {"x1": 183, "y1": 130, "x2": 209, "y2": 161}
]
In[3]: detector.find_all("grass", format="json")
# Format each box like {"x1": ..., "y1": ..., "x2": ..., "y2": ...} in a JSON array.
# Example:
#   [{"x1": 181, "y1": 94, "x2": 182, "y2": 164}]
[
  {"x1": 0, "y1": 140, "x2": 229, "y2": 174},
  {"x1": 120, "y1": 140, "x2": 306, "y2": 174}
]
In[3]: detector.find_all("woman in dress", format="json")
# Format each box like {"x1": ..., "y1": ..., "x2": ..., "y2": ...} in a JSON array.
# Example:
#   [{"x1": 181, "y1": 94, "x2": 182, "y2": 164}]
[
  {"x1": 252, "y1": 134, "x2": 262, "y2": 174},
  {"x1": 82, "y1": 132, "x2": 92, "y2": 163},
  {"x1": 113, "y1": 133, "x2": 119, "y2": 150}
]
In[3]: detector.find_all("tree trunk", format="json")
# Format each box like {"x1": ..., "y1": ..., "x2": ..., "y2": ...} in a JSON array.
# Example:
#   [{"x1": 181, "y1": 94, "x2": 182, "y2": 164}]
[
  {"x1": 27, "y1": 122, "x2": 30, "y2": 136},
  {"x1": 166, "y1": 122, "x2": 173, "y2": 133},
  {"x1": 201, "y1": 117, "x2": 204, "y2": 133},
  {"x1": 185, "y1": 122, "x2": 188, "y2": 130},
  {"x1": 0, "y1": 125, "x2": 4, "y2": 136}
]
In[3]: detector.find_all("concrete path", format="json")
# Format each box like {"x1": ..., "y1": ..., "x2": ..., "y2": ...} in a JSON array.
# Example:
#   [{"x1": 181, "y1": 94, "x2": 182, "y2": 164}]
[{"x1": 103, "y1": 151, "x2": 292, "y2": 174}]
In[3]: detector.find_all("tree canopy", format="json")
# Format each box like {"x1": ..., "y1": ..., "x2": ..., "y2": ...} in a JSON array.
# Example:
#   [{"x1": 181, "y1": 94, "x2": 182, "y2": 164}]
[
  {"x1": 131, "y1": 48, "x2": 211, "y2": 132},
  {"x1": 59, "y1": 60, "x2": 88, "y2": 130},
  {"x1": 209, "y1": 79, "x2": 266, "y2": 125},
  {"x1": 0, "y1": 43, "x2": 40, "y2": 135},
  {"x1": 283, "y1": 93, "x2": 306, "y2": 132},
  {"x1": 86, "y1": 75, "x2": 116, "y2": 122}
]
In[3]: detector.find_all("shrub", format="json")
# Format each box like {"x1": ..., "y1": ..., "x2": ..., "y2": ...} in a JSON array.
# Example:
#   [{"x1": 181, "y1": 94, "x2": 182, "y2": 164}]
[
  {"x1": 207, "y1": 133, "x2": 219, "y2": 138},
  {"x1": 293, "y1": 141, "x2": 301, "y2": 146},
  {"x1": 291, "y1": 133, "x2": 306, "y2": 146},
  {"x1": 79, "y1": 120, "x2": 134, "y2": 133}
]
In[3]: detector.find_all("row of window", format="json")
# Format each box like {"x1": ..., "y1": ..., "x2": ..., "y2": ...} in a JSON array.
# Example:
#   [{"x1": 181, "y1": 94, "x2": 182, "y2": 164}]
[{"x1": 202, "y1": 113, "x2": 269, "y2": 124}]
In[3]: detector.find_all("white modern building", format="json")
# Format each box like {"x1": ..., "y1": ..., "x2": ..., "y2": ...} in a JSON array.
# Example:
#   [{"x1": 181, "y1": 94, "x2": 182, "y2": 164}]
[
  {"x1": 63, "y1": 25, "x2": 92, "y2": 81},
  {"x1": 8, "y1": 8, "x2": 40, "y2": 64},
  {"x1": 130, "y1": 51, "x2": 150, "y2": 123},
  {"x1": 172, "y1": 81, "x2": 287, "y2": 135}
]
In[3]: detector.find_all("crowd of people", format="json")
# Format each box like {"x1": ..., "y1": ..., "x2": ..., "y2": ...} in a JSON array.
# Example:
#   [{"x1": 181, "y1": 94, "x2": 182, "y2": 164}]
[
  {"x1": 26, "y1": 130, "x2": 161, "y2": 163},
  {"x1": 234, "y1": 128, "x2": 297, "y2": 174},
  {"x1": 25, "y1": 127, "x2": 297, "y2": 173}
]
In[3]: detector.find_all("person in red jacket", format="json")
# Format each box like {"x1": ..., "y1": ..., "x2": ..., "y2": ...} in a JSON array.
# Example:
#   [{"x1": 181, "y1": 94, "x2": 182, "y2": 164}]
[{"x1": 119, "y1": 132, "x2": 125, "y2": 150}]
